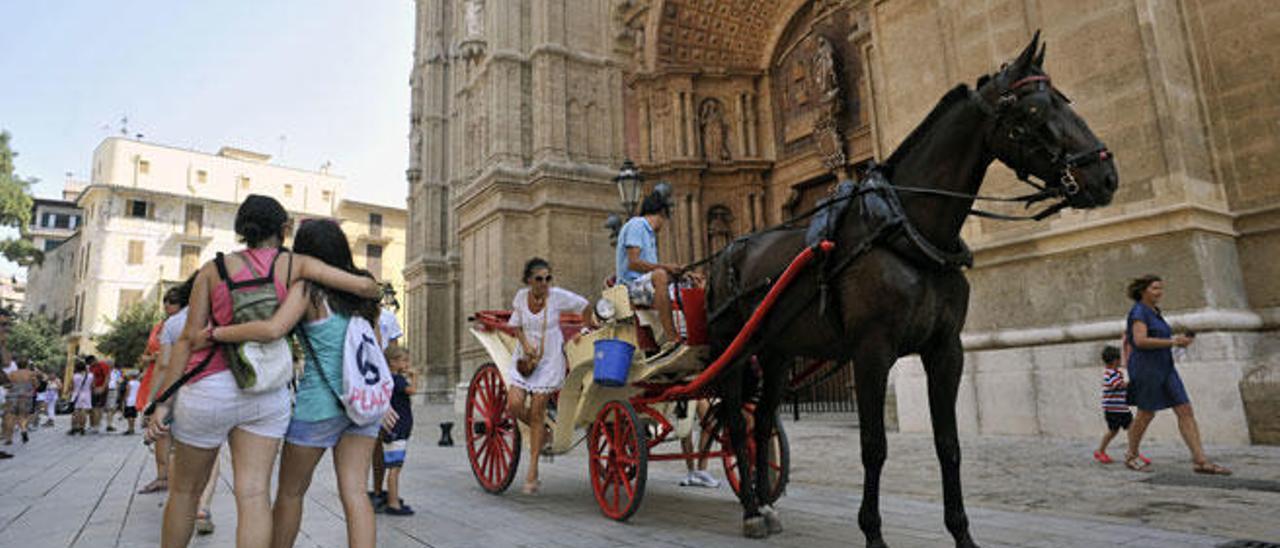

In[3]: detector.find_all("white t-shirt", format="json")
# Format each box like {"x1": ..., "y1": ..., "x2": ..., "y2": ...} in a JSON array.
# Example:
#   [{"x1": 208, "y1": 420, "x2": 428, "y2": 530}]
[
  {"x1": 124, "y1": 379, "x2": 141, "y2": 407},
  {"x1": 161, "y1": 307, "x2": 189, "y2": 346},
  {"x1": 108, "y1": 368, "x2": 123, "y2": 389},
  {"x1": 379, "y1": 308, "x2": 403, "y2": 350}
]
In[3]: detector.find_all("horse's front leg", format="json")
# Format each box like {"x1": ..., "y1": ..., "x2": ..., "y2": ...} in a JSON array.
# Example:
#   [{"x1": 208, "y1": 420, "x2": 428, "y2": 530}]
[
  {"x1": 921, "y1": 336, "x2": 979, "y2": 548},
  {"x1": 751, "y1": 353, "x2": 789, "y2": 536},
  {"x1": 852, "y1": 344, "x2": 893, "y2": 548},
  {"x1": 718, "y1": 367, "x2": 763, "y2": 537}
]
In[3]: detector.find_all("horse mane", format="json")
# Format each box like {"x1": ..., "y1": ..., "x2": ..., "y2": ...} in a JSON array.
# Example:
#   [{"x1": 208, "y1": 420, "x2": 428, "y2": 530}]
[{"x1": 881, "y1": 84, "x2": 974, "y2": 178}]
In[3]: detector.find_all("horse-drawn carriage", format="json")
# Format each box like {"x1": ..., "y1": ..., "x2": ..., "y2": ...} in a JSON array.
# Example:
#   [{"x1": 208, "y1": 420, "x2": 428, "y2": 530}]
[
  {"x1": 466, "y1": 32, "x2": 1118, "y2": 547},
  {"x1": 463, "y1": 248, "x2": 825, "y2": 520}
]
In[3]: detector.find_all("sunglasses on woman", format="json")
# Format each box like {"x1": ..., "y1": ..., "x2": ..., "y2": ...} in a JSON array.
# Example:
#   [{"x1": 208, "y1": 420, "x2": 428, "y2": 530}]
[{"x1": 531, "y1": 275, "x2": 552, "y2": 283}]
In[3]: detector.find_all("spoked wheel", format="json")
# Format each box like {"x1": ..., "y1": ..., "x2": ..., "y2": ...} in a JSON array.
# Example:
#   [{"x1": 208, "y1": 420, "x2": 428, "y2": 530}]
[
  {"x1": 589, "y1": 400, "x2": 648, "y2": 521},
  {"x1": 465, "y1": 363, "x2": 521, "y2": 494},
  {"x1": 712, "y1": 411, "x2": 790, "y2": 505}
]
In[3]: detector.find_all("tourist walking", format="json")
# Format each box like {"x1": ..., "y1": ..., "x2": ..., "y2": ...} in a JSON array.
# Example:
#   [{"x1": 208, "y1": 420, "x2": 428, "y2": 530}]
[
  {"x1": 1123, "y1": 274, "x2": 1231, "y2": 475},
  {"x1": 68, "y1": 360, "x2": 92, "y2": 435},
  {"x1": 2, "y1": 359, "x2": 36, "y2": 445},
  {"x1": 506, "y1": 257, "x2": 594, "y2": 495},
  {"x1": 88, "y1": 355, "x2": 109, "y2": 434},
  {"x1": 194, "y1": 218, "x2": 384, "y2": 548},
  {"x1": 146, "y1": 195, "x2": 381, "y2": 548},
  {"x1": 137, "y1": 283, "x2": 192, "y2": 496},
  {"x1": 122, "y1": 371, "x2": 140, "y2": 435},
  {"x1": 1093, "y1": 345, "x2": 1140, "y2": 464},
  {"x1": 42, "y1": 374, "x2": 59, "y2": 426},
  {"x1": 105, "y1": 362, "x2": 123, "y2": 432}
]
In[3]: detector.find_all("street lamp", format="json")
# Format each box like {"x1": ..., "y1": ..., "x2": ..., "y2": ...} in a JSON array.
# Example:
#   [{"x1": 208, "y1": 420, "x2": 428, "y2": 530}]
[{"x1": 613, "y1": 159, "x2": 643, "y2": 218}]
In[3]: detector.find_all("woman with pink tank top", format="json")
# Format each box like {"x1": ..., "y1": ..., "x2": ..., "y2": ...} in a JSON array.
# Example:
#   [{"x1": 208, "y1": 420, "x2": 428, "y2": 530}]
[{"x1": 147, "y1": 195, "x2": 381, "y2": 548}]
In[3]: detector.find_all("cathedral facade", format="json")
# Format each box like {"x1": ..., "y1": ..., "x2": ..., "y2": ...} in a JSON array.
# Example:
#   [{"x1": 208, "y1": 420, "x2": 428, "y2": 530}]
[{"x1": 407, "y1": 0, "x2": 1278, "y2": 444}]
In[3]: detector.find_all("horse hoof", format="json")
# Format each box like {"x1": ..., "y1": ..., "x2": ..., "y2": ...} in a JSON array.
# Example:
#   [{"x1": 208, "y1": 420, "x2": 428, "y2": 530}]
[
  {"x1": 955, "y1": 537, "x2": 980, "y2": 548},
  {"x1": 867, "y1": 537, "x2": 890, "y2": 548},
  {"x1": 743, "y1": 516, "x2": 769, "y2": 539},
  {"x1": 760, "y1": 505, "x2": 784, "y2": 535}
]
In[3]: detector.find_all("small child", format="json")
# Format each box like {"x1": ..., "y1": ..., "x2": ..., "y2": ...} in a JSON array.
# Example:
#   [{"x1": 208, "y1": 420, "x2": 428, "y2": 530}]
[
  {"x1": 1095, "y1": 345, "x2": 1131, "y2": 463},
  {"x1": 381, "y1": 346, "x2": 416, "y2": 516},
  {"x1": 122, "y1": 371, "x2": 141, "y2": 435}
]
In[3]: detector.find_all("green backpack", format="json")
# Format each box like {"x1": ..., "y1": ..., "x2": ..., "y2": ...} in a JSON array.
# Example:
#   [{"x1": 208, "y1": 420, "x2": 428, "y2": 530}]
[{"x1": 213, "y1": 249, "x2": 294, "y2": 392}]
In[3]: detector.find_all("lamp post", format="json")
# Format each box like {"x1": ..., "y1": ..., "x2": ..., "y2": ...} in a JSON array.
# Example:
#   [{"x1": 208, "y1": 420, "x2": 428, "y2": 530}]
[
  {"x1": 613, "y1": 159, "x2": 643, "y2": 218},
  {"x1": 606, "y1": 159, "x2": 645, "y2": 246}
]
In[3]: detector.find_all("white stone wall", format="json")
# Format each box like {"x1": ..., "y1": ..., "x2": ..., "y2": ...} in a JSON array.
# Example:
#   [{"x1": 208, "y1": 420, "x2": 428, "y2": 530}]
[{"x1": 892, "y1": 330, "x2": 1256, "y2": 445}]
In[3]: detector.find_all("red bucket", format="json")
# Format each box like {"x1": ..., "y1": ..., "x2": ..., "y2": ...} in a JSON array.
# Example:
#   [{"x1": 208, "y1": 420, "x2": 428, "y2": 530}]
[{"x1": 679, "y1": 287, "x2": 708, "y2": 345}]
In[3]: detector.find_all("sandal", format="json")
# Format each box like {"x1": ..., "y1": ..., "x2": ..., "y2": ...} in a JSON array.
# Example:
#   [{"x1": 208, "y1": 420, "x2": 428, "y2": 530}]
[
  {"x1": 1193, "y1": 461, "x2": 1232, "y2": 476},
  {"x1": 137, "y1": 478, "x2": 168, "y2": 494},
  {"x1": 522, "y1": 479, "x2": 541, "y2": 495},
  {"x1": 1124, "y1": 455, "x2": 1150, "y2": 472},
  {"x1": 194, "y1": 509, "x2": 215, "y2": 535}
]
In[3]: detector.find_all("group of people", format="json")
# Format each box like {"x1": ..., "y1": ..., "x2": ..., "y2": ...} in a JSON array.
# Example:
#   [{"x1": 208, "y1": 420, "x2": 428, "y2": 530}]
[
  {"x1": 113, "y1": 194, "x2": 417, "y2": 548},
  {"x1": 1094, "y1": 274, "x2": 1231, "y2": 475}
]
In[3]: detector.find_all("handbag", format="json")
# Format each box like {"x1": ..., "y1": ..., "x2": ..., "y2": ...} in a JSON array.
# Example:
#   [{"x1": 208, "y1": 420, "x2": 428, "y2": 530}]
[{"x1": 516, "y1": 301, "x2": 549, "y2": 377}]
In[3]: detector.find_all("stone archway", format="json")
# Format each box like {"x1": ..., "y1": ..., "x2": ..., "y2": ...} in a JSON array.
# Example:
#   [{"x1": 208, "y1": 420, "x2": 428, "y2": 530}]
[{"x1": 618, "y1": 0, "x2": 877, "y2": 264}]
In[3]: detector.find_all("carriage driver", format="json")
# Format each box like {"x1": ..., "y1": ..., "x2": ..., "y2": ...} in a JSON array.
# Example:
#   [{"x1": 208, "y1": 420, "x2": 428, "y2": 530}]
[{"x1": 616, "y1": 190, "x2": 685, "y2": 355}]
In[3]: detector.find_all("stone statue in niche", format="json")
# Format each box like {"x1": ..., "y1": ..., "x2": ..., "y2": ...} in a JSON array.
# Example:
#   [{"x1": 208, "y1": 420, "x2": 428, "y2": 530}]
[
  {"x1": 811, "y1": 36, "x2": 840, "y2": 104},
  {"x1": 809, "y1": 35, "x2": 849, "y2": 177},
  {"x1": 464, "y1": 0, "x2": 484, "y2": 37},
  {"x1": 699, "y1": 98, "x2": 731, "y2": 162}
]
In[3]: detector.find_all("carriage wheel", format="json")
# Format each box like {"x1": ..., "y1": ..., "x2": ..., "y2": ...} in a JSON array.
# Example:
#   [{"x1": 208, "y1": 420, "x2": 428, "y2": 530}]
[
  {"x1": 589, "y1": 400, "x2": 648, "y2": 521},
  {"x1": 718, "y1": 416, "x2": 790, "y2": 505},
  {"x1": 465, "y1": 363, "x2": 521, "y2": 494}
]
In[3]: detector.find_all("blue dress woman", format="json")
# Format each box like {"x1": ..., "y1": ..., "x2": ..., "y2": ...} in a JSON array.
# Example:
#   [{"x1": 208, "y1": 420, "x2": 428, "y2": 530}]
[{"x1": 1123, "y1": 275, "x2": 1230, "y2": 475}]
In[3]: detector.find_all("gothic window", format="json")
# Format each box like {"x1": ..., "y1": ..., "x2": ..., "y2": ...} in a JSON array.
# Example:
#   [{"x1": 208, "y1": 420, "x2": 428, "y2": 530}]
[{"x1": 706, "y1": 205, "x2": 735, "y2": 254}]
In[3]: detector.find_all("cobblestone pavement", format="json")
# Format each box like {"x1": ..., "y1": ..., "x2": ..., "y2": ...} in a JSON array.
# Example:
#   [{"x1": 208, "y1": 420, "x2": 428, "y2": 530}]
[{"x1": 0, "y1": 404, "x2": 1274, "y2": 547}]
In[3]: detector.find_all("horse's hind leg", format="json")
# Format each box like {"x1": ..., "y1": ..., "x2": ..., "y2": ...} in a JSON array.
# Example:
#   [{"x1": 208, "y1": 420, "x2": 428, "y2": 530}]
[
  {"x1": 718, "y1": 366, "x2": 764, "y2": 537},
  {"x1": 852, "y1": 343, "x2": 893, "y2": 548},
  {"x1": 921, "y1": 336, "x2": 979, "y2": 548}
]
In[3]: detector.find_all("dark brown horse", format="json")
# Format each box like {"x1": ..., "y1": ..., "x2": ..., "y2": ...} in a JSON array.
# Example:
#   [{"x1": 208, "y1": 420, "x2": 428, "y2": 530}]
[{"x1": 706, "y1": 33, "x2": 1117, "y2": 547}]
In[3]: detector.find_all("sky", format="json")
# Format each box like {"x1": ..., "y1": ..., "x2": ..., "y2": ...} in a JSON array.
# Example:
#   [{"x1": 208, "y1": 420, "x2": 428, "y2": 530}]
[{"x1": 0, "y1": 1, "x2": 415, "y2": 276}]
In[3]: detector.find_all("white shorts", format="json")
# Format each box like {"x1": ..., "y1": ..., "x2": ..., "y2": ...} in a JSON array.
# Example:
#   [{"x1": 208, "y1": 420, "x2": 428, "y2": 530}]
[{"x1": 171, "y1": 370, "x2": 291, "y2": 449}]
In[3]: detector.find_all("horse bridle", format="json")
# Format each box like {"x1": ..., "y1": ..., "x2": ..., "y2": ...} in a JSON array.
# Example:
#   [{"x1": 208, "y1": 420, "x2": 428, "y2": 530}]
[{"x1": 986, "y1": 74, "x2": 1111, "y2": 203}]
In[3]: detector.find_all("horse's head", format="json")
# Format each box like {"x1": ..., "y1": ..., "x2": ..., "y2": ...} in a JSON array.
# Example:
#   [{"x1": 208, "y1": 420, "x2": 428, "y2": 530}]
[{"x1": 977, "y1": 31, "x2": 1118, "y2": 209}]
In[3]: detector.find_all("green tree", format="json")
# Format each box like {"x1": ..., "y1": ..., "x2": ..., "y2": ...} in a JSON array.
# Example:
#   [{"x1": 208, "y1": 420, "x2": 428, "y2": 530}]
[
  {"x1": 94, "y1": 302, "x2": 163, "y2": 370},
  {"x1": 0, "y1": 130, "x2": 41, "y2": 265},
  {"x1": 7, "y1": 314, "x2": 65, "y2": 374}
]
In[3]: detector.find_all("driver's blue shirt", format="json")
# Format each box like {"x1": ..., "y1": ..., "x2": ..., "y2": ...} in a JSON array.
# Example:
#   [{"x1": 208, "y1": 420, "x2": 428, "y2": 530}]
[{"x1": 616, "y1": 216, "x2": 658, "y2": 283}]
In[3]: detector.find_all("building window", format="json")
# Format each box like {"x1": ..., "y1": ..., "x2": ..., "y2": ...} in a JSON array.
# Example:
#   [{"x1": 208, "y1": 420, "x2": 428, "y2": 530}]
[
  {"x1": 181, "y1": 245, "x2": 201, "y2": 278},
  {"x1": 138, "y1": 159, "x2": 150, "y2": 174},
  {"x1": 127, "y1": 240, "x2": 144, "y2": 264},
  {"x1": 284, "y1": 184, "x2": 294, "y2": 198},
  {"x1": 43, "y1": 240, "x2": 61, "y2": 252},
  {"x1": 196, "y1": 170, "x2": 208, "y2": 184},
  {"x1": 369, "y1": 213, "x2": 383, "y2": 237},
  {"x1": 366, "y1": 244, "x2": 383, "y2": 279},
  {"x1": 127, "y1": 199, "x2": 150, "y2": 218},
  {"x1": 185, "y1": 204, "x2": 204, "y2": 237},
  {"x1": 239, "y1": 176, "x2": 251, "y2": 190},
  {"x1": 119, "y1": 289, "x2": 143, "y2": 310},
  {"x1": 321, "y1": 190, "x2": 332, "y2": 201},
  {"x1": 70, "y1": 215, "x2": 79, "y2": 229},
  {"x1": 53, "y1": 214, "x2": 71, "y2": 229}
]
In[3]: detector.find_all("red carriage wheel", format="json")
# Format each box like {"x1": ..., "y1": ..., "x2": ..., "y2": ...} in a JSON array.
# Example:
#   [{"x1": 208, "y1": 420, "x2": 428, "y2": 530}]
[
  {"x1": 465, "y1": 363, "x2": 522, "y2": 494},
  {"x1": 715, "y1": 413, "x2": 790, "y2": 505},
  {"x1": 588, "y1": 400, "x2": 648, "y2": 521}
]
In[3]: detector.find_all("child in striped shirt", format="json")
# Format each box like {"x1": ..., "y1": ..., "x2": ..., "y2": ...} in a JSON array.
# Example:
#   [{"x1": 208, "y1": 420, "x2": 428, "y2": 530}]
[{"x1": 1094, "y1": 345, "x2": 1132, "y2": 464}]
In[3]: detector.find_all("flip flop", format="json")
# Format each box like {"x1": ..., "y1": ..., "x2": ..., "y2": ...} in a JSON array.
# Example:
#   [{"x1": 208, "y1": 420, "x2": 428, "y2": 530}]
[
  {"x1": 1193, "y1": 462, "x2": 1232, "y2": 476},
  {"x1": 1124, "y1": 455, "x2": 1150, "y2": 472},
  {"x1": 137, "y1": 479, "x2": 168, "y2": 494}
]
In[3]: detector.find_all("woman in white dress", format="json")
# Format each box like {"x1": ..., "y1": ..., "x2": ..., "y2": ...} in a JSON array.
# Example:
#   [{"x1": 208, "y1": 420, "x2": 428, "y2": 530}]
[{"x1": 506, "y1": 258, "x2": 594, "y2": 494}]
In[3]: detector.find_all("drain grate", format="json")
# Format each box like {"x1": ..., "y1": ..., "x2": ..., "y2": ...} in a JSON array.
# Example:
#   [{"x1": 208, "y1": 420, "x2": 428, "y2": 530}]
[
  {"x1": 1217, "y1": 541, "x2": 1280, "y2": 548},
  {"x1": 1141, "y1": 473, "x2": 1280, "y2": 493}
]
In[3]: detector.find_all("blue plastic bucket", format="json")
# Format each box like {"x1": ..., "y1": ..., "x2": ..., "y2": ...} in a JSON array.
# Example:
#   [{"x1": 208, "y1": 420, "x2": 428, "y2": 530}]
[{"x1": 593, "y1": 339, "x2": 636, "y2": 387}]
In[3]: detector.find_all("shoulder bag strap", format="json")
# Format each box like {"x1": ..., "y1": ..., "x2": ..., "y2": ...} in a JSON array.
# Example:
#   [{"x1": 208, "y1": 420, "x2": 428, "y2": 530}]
[{"x1": 294, "y1": 292, "x2": 345, "y2": 404}]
